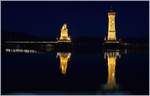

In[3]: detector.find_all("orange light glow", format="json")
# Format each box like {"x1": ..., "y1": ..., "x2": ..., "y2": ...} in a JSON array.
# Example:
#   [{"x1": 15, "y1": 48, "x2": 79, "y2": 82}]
[
  {"x1": 57, "y1": 52, "x2": 71, "y2": 75},
  {"x1": 58, "y1": 23, "x2": 71, "y2": 42},
  {"x1": 107, "y1": 11, "x2": 117, "y2": 41},
  {"x1": 104, "y1": 51, "x2": 119, "y2": 90}
]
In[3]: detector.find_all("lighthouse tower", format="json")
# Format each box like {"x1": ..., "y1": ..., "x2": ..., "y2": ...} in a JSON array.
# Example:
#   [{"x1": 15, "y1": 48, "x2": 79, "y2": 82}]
[
  {"x1": 105, "y1": 10, "x2": 119, "y2": 43},
  {"x1": 58, "y1": 23, "x2": 71, "y2": 43}
]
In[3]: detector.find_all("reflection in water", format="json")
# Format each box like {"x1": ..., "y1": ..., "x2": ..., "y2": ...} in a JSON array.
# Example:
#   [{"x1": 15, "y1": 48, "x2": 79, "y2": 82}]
[
  {"x1": 57, "y1": 52, "x2": 71, "y2": 75},
  {"x1": 5, "y1": 48, "x2": 38, "y2": 54},
  {"x1": 104, "y1": 50, "x2": 120, "y2": 90}
]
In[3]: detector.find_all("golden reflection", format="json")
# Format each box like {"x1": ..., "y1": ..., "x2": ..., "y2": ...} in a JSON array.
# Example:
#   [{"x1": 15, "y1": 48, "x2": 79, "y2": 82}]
[
  {"x1": 58, "y1": 23, "x2": 71, "y2": 42},
  {"x1": 57, "y1": 52, "x2": 71, "y2": 75},
  {"x1": 104, "y1": 50, "x2": 120, "y2": 90}
]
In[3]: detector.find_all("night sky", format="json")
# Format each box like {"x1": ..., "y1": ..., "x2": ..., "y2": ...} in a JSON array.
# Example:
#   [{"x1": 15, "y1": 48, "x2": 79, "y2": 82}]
[{"x1": 2, "y1": 1, "x2": 149, "y2": 40}]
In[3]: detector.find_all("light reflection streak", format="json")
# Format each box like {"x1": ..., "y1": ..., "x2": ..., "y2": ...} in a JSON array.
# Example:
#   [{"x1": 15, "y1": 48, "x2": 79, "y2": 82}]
[
  {"x1": 5, "y1": 48, "x2": 38, "y2": 54},
  {"x1": 103, "y1": 50, "x2": 120, "y2": 90},
  {"x1": 57, "y1": 52, "x2": 71, "y2": 75}
]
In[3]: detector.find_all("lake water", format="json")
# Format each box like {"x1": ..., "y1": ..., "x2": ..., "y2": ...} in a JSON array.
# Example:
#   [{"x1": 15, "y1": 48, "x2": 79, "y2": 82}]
[{"x1": 2, "y1": 46, "x2": 149, "y2": 95}]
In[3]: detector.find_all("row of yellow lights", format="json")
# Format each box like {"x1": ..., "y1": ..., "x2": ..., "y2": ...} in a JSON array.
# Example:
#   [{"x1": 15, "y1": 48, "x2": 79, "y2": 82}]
[{"x1": 5, "y1": 48, "x2": 38, "y2": 54}]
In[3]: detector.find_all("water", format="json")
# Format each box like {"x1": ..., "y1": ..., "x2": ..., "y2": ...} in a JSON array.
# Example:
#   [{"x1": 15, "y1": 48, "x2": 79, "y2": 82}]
[{"x1": 2, "y1": 47, "x2": 149, "y2": 95}]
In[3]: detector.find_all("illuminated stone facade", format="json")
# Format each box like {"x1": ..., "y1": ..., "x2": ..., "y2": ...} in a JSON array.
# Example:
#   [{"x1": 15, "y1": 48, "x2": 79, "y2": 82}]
[
  {"x1": 107, "y1": 11, "x2": 117, "y2": 41},
  {"x1": 58, "y1": 23, "x2": 71, "y2": 42}
]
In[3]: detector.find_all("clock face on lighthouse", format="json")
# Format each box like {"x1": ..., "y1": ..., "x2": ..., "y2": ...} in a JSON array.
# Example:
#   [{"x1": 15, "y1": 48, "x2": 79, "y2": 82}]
[{"x1": 111, "y1": 20, "x2": 114, "y2": 24}]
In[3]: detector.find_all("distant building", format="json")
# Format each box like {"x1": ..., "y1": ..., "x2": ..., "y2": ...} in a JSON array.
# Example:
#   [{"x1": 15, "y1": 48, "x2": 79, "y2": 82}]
[
  {"x1": 58, "y1": 23, "x2": 71, "y2": 43},
  {"x1": 105, "y1": 10, "x2": 119, "y2": 43}
]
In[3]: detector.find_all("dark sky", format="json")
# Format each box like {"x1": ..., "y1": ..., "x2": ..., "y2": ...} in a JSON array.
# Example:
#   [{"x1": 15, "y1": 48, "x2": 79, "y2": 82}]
[{"x1": 2, "y1": 1, "x2": 149, "y2": 39}]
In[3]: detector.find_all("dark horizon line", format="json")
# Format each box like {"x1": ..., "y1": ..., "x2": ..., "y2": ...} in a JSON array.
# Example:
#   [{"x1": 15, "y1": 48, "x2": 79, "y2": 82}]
[{"x1": 2, "y1": 31, "x2": 149, "y2": 39}]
